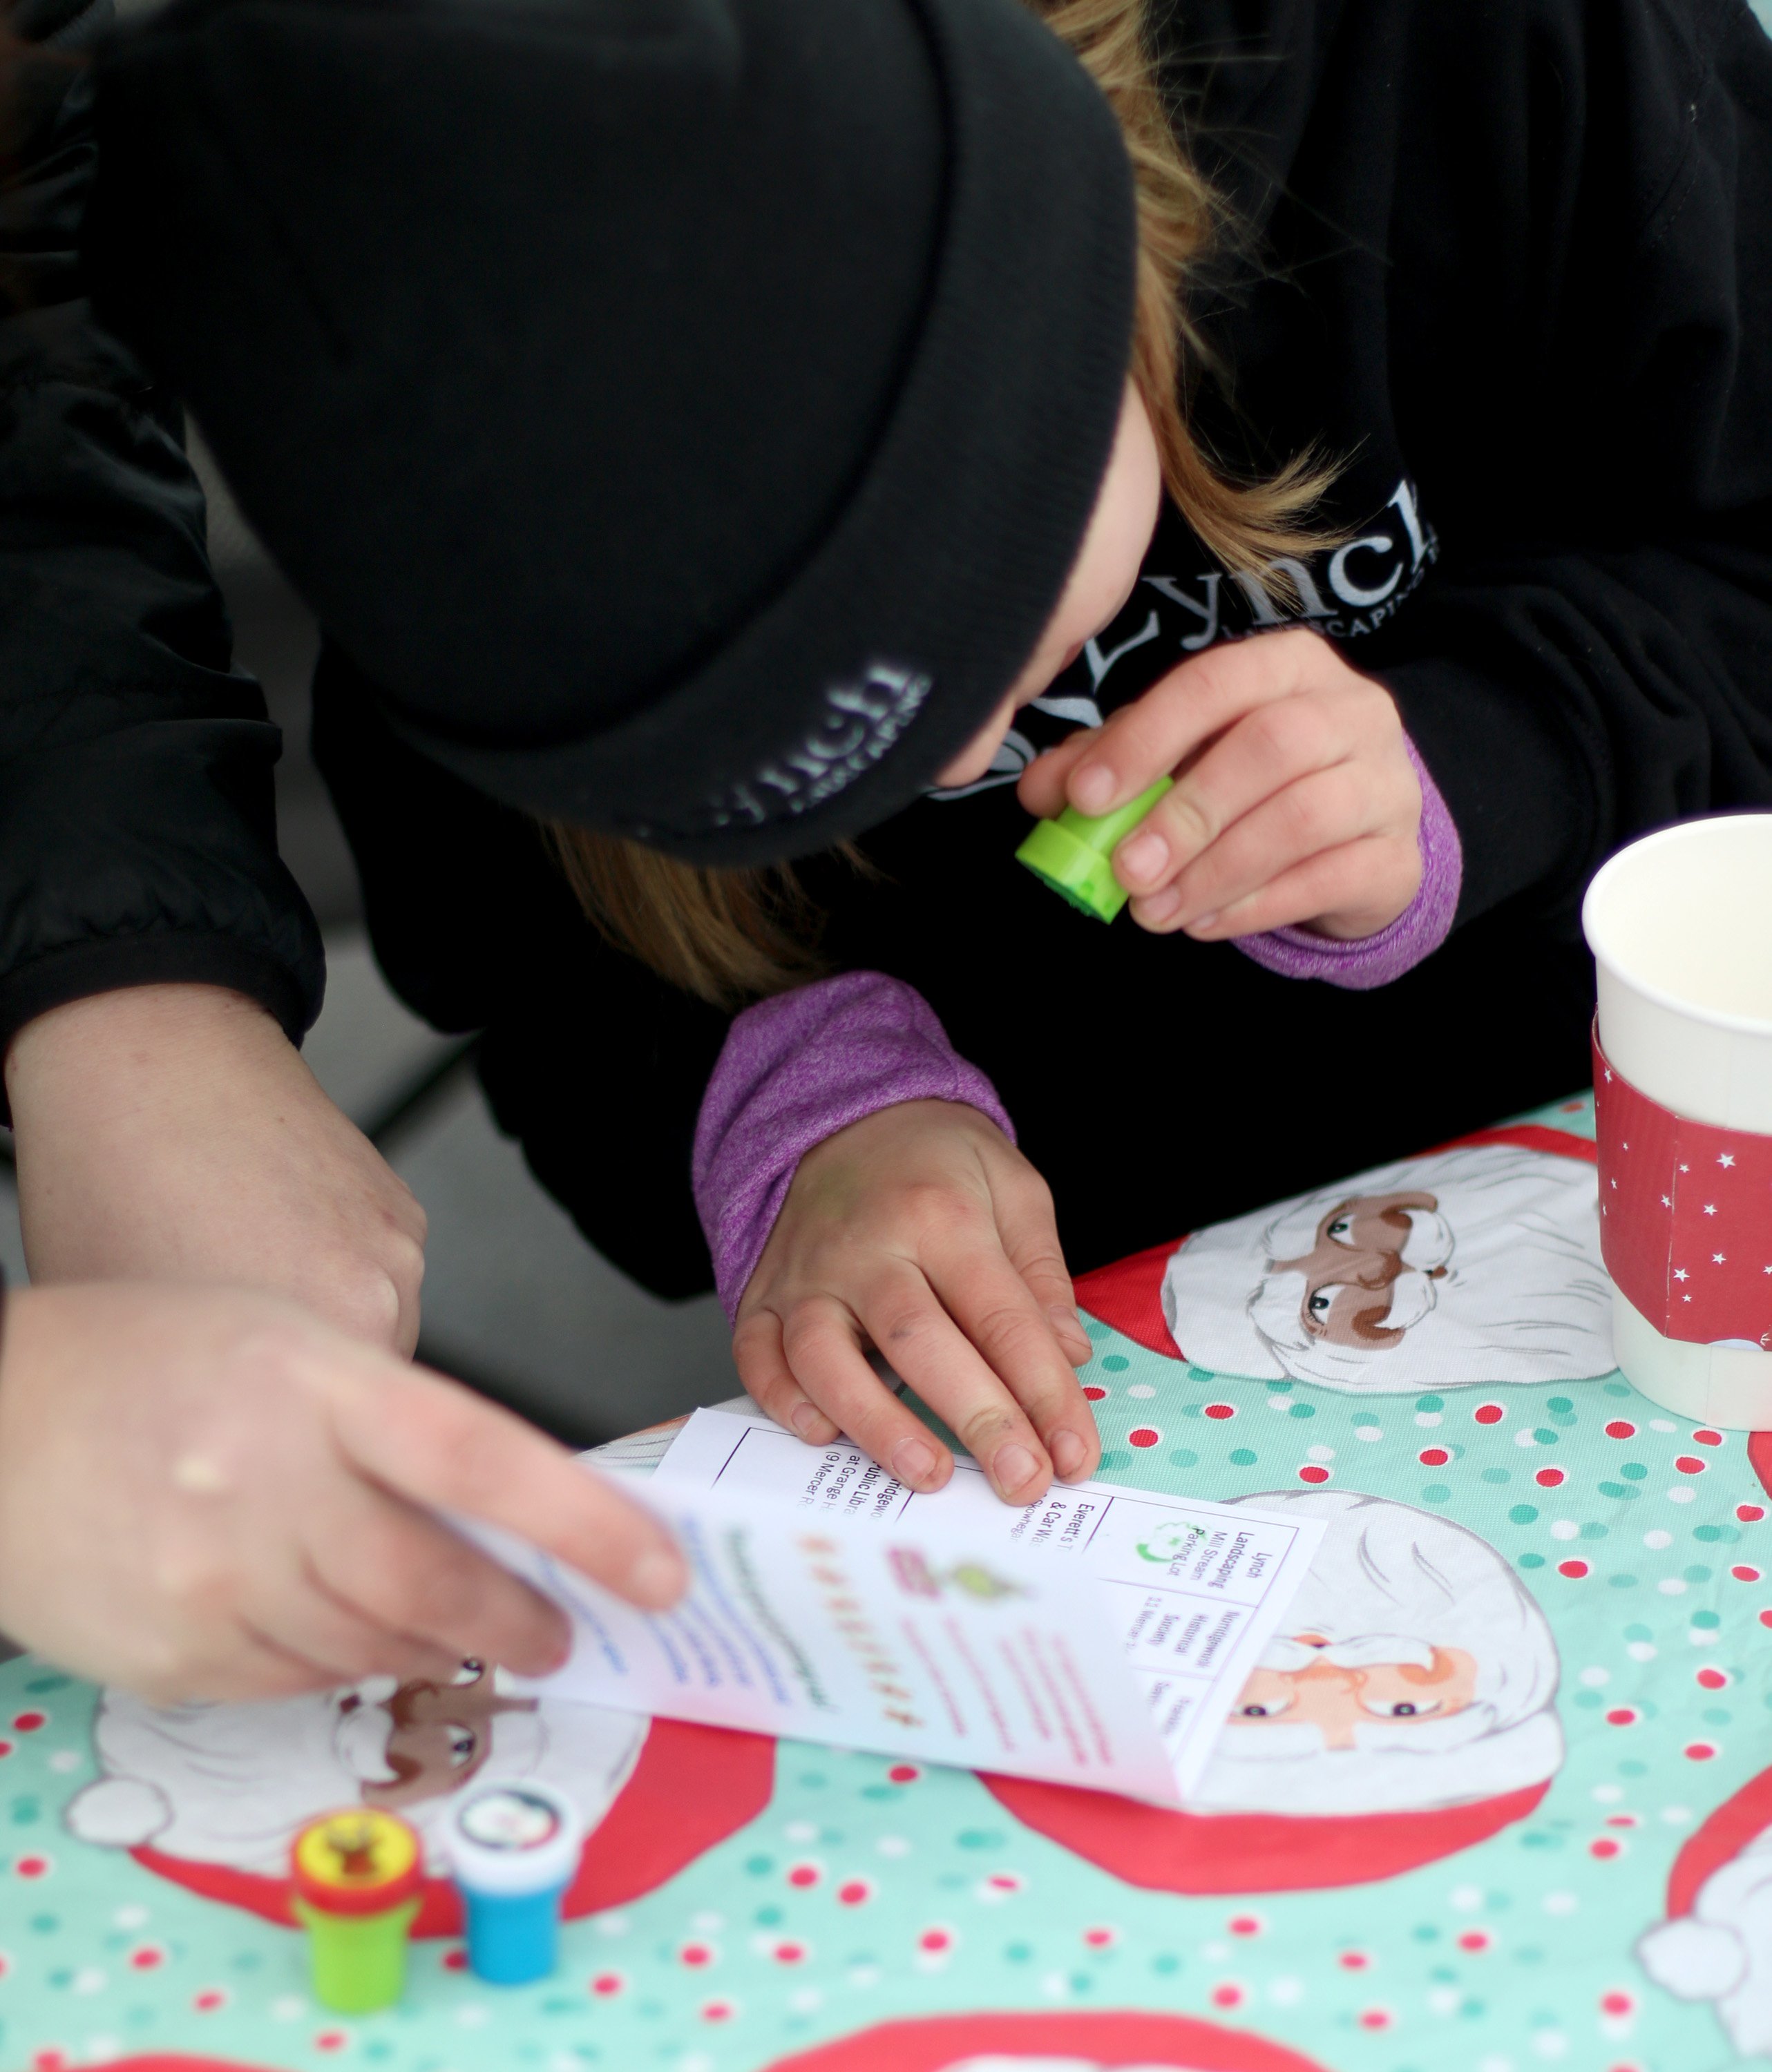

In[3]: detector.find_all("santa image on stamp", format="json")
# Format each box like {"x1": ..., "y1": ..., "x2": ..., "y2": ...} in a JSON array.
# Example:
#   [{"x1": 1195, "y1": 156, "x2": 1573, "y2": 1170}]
[
  {"x1": 982, "y1": 1490, "x2": 1565, "y2": 1892},
  {"x1": 1080, "y1": 1135, "x2": 1613, "y2": 1392}
]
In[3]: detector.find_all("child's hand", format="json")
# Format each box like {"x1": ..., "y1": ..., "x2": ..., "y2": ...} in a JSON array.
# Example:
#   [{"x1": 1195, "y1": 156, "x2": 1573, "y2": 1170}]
[
  {"x1": 1018, "y1": 627, "x2": 1422, "y2": 941},
  {"x1": 734, "y1": 1101, "x2": 1099, "y2": 1505},
  {"x1": 0, "y1": 1283, "x2": 687, "y2": 1702},
  {"x1": 7, "y1": 984, "x2": 429, "y2": 1354}
]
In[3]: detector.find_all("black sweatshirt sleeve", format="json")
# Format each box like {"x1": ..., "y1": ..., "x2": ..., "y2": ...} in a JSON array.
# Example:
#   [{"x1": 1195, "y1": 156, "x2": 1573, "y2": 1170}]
[
  {"x1": 0, "y1": 0, "x2": 322, "y2": 1047},
  {"x1": 1373, "y1": 0, "x2": 1772, "y2": 929}
]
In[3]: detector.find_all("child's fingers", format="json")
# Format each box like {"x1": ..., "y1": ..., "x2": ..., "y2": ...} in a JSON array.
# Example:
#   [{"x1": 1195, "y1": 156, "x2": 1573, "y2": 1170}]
[
  {"x1": 168, "y1": 1624, "x2": 349, "y2": 1707},
  {"x1": 302, "y1": 1477, "x2": 575, "y2": 1677},
  {"x1": 249, "y1": 1556, "x2": 468, "y2": 1687},
  {"x1": 1110, "y1": 693, "x2": 1369, "y2": 897},
  {"x1": 321, "y1": 1351, "x2": 687, "y2": 1612},
  {"x1": 845, "y1": 1262, "x2": 1055, "y2": 1505},
  {"x1": 1158, "y1": 833, "x2": 1420, "y2": 942},
  {"x1": 1131, "y1": 762, "x2": 1398, "y2": 932},
  {"x1": 779, "y1": 1291, "x2": 956, "y2": 1493},
  {"x1": 1016, "y1": 728, "x2": 1103, "y2": 820},
  {"x1": 732, "y1": 1309, "x2": 841, "y2": 1444},
  {"x1": 988, "y1": 1164, "x2": 1095, "y2": 1370},
  {"x1": 1063, "y1": 635, "x2": 1322, "y2": 816},
  {"x1": 924, "y1": 1243, "x2": 1098, "y2": 1487}
]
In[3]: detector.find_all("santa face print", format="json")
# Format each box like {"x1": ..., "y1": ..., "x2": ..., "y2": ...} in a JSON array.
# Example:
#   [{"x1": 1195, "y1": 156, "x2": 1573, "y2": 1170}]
[
  {"x1": 1272, "y1": 1192, "x2": 1449, "y2": 1351},
  {"x1": 1230, "y1": 1637, "x2": 1478, "y2": 1749},
  {"x1": 353, "y1": 1660, "x2": 534, "y2": 1810},
  {"x1": 1152, "y1": 1137, "x2": 1612, "y2": 1391}
]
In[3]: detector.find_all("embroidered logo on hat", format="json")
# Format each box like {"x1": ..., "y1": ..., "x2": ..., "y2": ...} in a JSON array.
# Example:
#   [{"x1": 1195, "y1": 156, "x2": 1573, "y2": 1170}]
[{"x1": 705, "y1": 662, "x2": 932, "y2": 831}]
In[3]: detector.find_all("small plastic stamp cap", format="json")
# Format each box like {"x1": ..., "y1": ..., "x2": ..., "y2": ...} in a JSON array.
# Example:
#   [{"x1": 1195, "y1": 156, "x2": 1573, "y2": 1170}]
[
  {"x1": 446, "y1": 1781, "x2": 585, "y2": 1898},
  {"x1": 292, "y1": 1807, "x2": 423, "y2": 1917},
  {"x1": 1015, "y1": 776, "x2": 1174, "y2": 923}
]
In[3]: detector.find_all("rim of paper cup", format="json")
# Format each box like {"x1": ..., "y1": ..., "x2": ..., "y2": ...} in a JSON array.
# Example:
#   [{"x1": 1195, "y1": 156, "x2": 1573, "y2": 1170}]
[{"x1": 1583, "y1": 815, "x2": 1772, "y2": 1039}]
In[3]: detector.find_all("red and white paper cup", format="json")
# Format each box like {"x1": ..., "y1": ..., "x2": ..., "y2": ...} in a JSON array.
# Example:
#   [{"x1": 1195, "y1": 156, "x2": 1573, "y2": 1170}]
[{"x1": 1583, "y1": 814, "x2": 1772, "y2": 1426}]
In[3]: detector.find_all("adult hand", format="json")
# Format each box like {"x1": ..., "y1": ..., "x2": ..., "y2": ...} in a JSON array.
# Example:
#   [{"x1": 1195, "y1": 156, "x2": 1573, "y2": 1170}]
[
  {"x1": 733, "y1": 1100, "x2": 1098, "y2": 1506},
  {"x1": 1020, "y1": 626, "x2": 1422, "y2": 941},
  {"x1": 7, "y1": 984, "x2": 427, "y2": 1353},
  {"x1": 0, "y1": 1282, "x2": 687, "y2": 1701}
]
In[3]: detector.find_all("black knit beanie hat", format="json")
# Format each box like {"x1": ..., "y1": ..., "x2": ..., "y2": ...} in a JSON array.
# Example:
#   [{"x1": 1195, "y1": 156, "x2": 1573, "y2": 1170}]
[{"x1": 87, "y1": 0, "x2": 1138, "y2": 864}]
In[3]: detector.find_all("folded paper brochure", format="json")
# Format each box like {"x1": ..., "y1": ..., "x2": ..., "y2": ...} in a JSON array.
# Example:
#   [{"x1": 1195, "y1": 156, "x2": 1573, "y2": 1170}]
[{"x1": 488, "y1": 1409, "x2": 1324, "y2": 1807}]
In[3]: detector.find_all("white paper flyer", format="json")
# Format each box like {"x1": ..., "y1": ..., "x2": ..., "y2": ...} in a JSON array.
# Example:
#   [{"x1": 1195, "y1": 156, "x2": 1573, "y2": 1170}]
[{"x1": 495, "y1": 1410, "x2": 1324, "y2": 1806}]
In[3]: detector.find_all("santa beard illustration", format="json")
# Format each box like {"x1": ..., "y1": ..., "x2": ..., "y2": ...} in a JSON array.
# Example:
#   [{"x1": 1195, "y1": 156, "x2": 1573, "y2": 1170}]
[
  {"x1": 1153, "y1": 1138, "x2": 1610, "y2": 1391},
  {"x1": 984, "y1": 1492, "x2": 1563, "y2": 1890},
  {"x1": 63, "y1": 1660, "x2": 774, "y2": 1930}
]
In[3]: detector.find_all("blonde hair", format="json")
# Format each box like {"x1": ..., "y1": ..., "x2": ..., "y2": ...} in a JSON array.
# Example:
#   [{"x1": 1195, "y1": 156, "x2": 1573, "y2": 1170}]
[{"x1": 551, "y1": 0, "x2": 1333, "y2": 1007}]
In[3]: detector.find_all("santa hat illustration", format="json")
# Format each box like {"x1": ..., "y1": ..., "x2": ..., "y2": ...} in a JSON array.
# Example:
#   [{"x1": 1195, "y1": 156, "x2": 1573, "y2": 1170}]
[
  {"x1": 984, "y1": 1490, "x2": 1562, "y2": 1890},
  {"x1": 1635, "y1": 1767, "x2": 1772, "y2": 2060},
  {"x1": 763, "y1": 2009, "x2": 1333, "y2": 2071},
  {"x1": 63, "y1": 1665, "x2": 773, "y2": 1935},
  {"x1": 1076, "y1": 1128, "x2": 1608, "y2": 1392}
]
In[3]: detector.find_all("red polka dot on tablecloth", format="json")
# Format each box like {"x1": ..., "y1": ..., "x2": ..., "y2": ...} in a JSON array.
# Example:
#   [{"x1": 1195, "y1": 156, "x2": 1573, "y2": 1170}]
[
  {"x1": 1536, "y1": 1467, "x2": 1565, "y2": 1488},
  {"x1": 30, "y1": 2052, "x2": 66, "y2": 2072},
  {"x1": 1128, "y1": 1428, "x2": 1160, "y2": 1448},
  {"x1": 838, "y1": 1879, "x2": 873, "y2": 1906},
  {"x1": 591, "y1": 1973, "x2": 625, "y2": 1997},
  {"x1": 1083, "y1": 1385, "x2": 1107, "y2": 1401},
  {"x1": 918, "y1": 1928, "x2": 953, "y2": 1954},
  {"x1": 1559, "y1": 1560, "x2": 1590, "y2": 1578},
  {"x1": 13, "y1": 1855, "x2": 49, "y2": 1880},
  {"x1": 1338, "y1": 1950, "x2": 1371, "y2": 1970},
  {"x1": 774, "y1": 1941, "x2": 808, "y2": 1964},
  {"x1": 10, "y1": 1712, "x2": 44, "y2": 1734},
  {"x1": 1760, "y1": 1608, "x2": 1772, "y2": 1628},
  {"x1": 1228, "y1": 1914, "x2": 1263, "y2": 1937},
  {"x1": 1203, "y1": 1403, "x2": 1236, "y2": 1420},
  {"x1": 192, "y1": 1989, "x2": 226, "y2": 2012},
  {"x1": 442, "y1": 1948, "x2": 468, "y2": 1970},
  {"x1": 702, "y1": 1999, "x2": 736, "y2": 2022},
  {"x1": 1457, "y1": 1930, "x2": 1491, "y2": 1953},
  {"x1": 786, "y1": 1862, "x2": 820, "y2": 1889},
  {"x1": 1082, "y1": 1926, "x2": 1116, "y2": 1948},
  {"x1": 1590, "y1": 1837, "x2": 1623, "y2": 1859},
  {"x1": 1686, "y1": 1742, "x2": 1719, "y2": 1760},
  {"x1": 1210, "y1": 1982, "x2": 1245, "y2": 2009},
  {"x1": 1606, "y1": 1421, "x2": 1637, "y2": 1439},
  {"x1": 1606, "y1": 1814, "x2": 1640, "y2": 1829},
  {"x1": 1693, "y1": 1429, "x2": 1724, "y2": 1445},
  {"x1": 1299, "y1": 1464, "x2": 1332, "y2": 1484},
  {"x1": 1474, "y1": 1403, "x2": 1505, "y2": 1424},
  {"x1": 1601, "y1": 1991, "x2": 1636, "y2": 2017},
  {"x1": 1735, "y1": 1566, "x2": 1763, "y2": 1582},
  {"x1": 1675, "y1": 1455, "x2": 1706, "y2": 1474},
  {"x1": 1358, "y1": 2008, "x2": 1393, "y2": 2031},
  {"x1": 680, "y1": 1943, "x2": 715, "y2": 1968},
  {"x1": 983, "y1": 1872, "x2": 1021, "y2": 1894},
  {"x1": 315, "y1": 2035, "x2": 347, "y2": 2055},
  {"x1": 1419, "y1": 1447, "x2": 1450, "y2": 1466},
  {"x1": 1740, "y1": 1503, "x2": 1766, "y2": 1522},
  {"x1": 1606, "y1": 1707, "x2": 1639, "y2": 1726},
  {"x1": 0, "y1": 1741, "x2": 12, "y2": 1761},
  {"x1": 887, "y1": 1764, "x2": 920, "y2": 1784}
]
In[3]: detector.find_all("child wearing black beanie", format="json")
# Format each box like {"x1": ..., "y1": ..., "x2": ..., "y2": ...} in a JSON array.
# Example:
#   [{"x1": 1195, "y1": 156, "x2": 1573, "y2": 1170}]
[{"x1": 3, "y1": 0, "x2": 1770, "y2": 1522}]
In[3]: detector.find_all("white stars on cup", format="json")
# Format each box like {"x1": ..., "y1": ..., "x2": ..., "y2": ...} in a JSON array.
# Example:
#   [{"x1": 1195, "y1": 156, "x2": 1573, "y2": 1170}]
[
  {"x1": 1720, "y1": 1153, "x2": 1737, "y2": 1167},
  {"x1": 1674, "y1": 1268, "x2": 1690, "y2": 1282},
  {"x1": 1714, "y1": 1254, "x2": 1728, "y2": 1265},
  {"x1": 1703, "y1": 1203, "x2": 1718, "y2": 1216},
  {"x1": 1661, "y1": 1195, "x2": 1672, "y2": 1207}
]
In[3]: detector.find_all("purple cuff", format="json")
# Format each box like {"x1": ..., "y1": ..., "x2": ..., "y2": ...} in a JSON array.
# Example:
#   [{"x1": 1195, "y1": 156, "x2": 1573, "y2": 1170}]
[
  {"x1": 692, "y1": 971, "x2": 1015, "y2": 1321},
  {"x1": 1230, "y1": 736, "x2": 1462, "y2": 990}
]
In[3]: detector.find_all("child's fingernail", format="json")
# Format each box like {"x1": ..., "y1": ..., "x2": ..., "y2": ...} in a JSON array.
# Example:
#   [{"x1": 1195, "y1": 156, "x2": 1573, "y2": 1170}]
[
  {"x1": 893, "y1": 1436, "x2": 940, "y2": 1484},
  {"x1": 790, "y1": 1401, "x2": 824, "y2": 1440},
  {"x1": 1072, "y1": 764, "x2": 1114, "y2": 814},
  {"x1": 993, "y1": 1442, "x2": 1040, "y2": 1494},
  {"x1": 1051, "y1": 1430, "x2": 1087, "y2": 1480},
  {"x1": 1117, "y1": 829, "x2": 1168, "y2": 883},
  {"x1": 1139, "y1": 888, "x2": 1183, "y2": 925},
  {"x1": 1188, "y1": 910, "x2": 1220, "y2": 934}
]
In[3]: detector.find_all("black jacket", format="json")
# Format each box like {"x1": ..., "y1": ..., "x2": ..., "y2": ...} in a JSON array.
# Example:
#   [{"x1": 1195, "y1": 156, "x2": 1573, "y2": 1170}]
[{"x1": 4, "y1": 0, "x2": 1771, "y2": 1289}]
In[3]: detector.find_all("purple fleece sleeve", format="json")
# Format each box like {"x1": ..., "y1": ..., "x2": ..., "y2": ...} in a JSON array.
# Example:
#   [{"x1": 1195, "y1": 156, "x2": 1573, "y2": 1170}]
[
  {"x1": 692, "y1": 970, "x2": 1015, "y2": 1321},
  {"x1": 1230, "y1": 736, "x2": 1461, "y2": 990}
]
